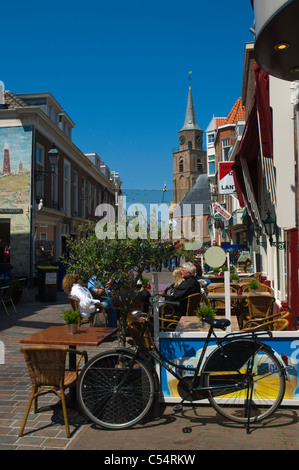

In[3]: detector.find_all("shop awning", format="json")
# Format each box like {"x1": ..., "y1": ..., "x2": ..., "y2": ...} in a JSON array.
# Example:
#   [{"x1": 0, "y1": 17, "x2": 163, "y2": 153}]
[{"x1": 232, "y1": 64, "x2": 273, "y2": 215}]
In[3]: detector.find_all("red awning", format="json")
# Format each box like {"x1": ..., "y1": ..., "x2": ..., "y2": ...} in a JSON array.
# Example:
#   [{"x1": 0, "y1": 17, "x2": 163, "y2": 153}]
[{"x1": 232, "y1": 63, "x2": 272, "y2": 208}]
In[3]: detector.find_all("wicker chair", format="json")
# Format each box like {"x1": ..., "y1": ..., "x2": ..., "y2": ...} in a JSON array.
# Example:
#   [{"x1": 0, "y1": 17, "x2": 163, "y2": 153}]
[
  {"x1": 243, "y1": 296, "x2": 274, "y2": 324},
  {"x1": 127, "y1": 317, "x2": 154, "y2": 354},
  {"x1": 19, "y1": 346, "x2": 88, "y2": 438},
  {"x1": 242, "y1": 283, "x2": 273, "y2": 293},
  {"x1": 242, "y1": 318, "x2": 289, "y2": 332},
  {"x1": 68, "y1": 296, "x2": 106, "y2": 326},
  {"x1": 242, "y1": 310, "x2": 289, "y2": 331},
  {"x1": 208, "y1": 285, "x2": 237, "y2": 313},
  {"x1": 159, "y1": 292, "x2": 201, "y2": 331}
]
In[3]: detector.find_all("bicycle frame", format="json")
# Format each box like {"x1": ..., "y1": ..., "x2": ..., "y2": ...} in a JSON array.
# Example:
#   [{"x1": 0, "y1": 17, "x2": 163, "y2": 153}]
[{"x1": 127, "y1": 306, "x2": 282, "y2": 402}]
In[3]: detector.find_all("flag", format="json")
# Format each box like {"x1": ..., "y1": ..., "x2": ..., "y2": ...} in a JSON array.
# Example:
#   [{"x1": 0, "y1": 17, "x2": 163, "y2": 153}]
[{"x1": 163, "y1": 181, "x2": 167, "y2": 192}]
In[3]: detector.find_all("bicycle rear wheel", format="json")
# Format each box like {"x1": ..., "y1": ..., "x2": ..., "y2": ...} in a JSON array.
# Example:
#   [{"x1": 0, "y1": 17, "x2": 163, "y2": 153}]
[
  {"x1": 203, "y1": 340, "x2": 285, "y2": 424},
  {"x1": 77, "y1": 349, "x2": 156, "y2": 429}
]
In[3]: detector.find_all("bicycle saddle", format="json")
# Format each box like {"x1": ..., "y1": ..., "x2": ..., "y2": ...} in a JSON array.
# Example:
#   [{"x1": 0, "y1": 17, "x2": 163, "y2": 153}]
[{"x1": 202, "y1": 317, "x2": 231, "y2": 330}]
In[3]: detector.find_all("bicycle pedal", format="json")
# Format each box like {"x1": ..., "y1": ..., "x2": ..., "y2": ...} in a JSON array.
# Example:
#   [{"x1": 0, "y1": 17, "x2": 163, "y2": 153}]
[
  {"x1": 182, "y1": 427, "x2": 192, "y2": 433},
  {"x1": 173, "y1": 404, "x2": 183, "y2": 413}
]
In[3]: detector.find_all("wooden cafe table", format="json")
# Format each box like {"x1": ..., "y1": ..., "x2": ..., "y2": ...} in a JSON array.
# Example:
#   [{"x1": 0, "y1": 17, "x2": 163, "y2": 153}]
[
  {"x1": 20, "y1": 325, "x2": 117, "y2": 366},
  {"x1": 20, "y1": 325, "x2": 117, "y2": 402}
]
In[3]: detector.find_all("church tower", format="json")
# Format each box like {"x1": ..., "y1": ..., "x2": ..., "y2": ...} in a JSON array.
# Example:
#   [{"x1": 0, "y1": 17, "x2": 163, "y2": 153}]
[{"x1": 172, "y1": 80, "x2": 206, "y2": 204}]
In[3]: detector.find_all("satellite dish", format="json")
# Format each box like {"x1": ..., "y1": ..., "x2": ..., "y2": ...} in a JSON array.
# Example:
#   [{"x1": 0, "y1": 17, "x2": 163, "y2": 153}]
[{"x1": 205, "y1": 246, "x2": 226, "y2": 268}]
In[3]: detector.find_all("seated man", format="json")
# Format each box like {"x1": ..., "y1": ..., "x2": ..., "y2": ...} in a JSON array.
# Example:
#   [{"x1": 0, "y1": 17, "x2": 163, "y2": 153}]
[
  {"x1": 162, "y1": 262, "x2": 200, "y2": 317},
  {"x1": 88, "y1": 276, "x2": 117, "y2": 328}
]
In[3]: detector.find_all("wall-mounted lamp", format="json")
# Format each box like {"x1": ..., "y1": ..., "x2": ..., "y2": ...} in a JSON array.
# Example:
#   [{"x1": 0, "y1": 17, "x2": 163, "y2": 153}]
[
  {"x1": 252, "y1": 224, "x2": 267, "y2": 247},
  {"x1": 34, "y1": 144, "x2": 60, "y2": 181},
  {"x1": 263, "y1": 210, "x2": 286, "y2": 250},
  {"x1": 211, "y1": 191, "x2": 218, "y2": 202}
]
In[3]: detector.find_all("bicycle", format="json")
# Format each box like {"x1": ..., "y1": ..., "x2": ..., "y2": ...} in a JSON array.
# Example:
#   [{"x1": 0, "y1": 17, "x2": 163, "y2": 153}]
[{"x1": 76, "y1": 296, "x2": 289, "y2": 434}]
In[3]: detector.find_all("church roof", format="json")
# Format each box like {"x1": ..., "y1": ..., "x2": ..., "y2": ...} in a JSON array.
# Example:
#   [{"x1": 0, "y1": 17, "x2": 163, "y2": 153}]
[
  {"x1": 180, "y1": 83, "x2": 201, "y2": 131},
  {"x1": 173, "y1": 174, "x2": 210, "y2": 217}
]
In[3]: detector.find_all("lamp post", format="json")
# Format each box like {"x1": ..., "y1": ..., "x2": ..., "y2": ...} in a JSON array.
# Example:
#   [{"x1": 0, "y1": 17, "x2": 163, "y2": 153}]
[
  {"x1": 263, "y1": 210, "x2": 286, "y2": 250},
  {"x1": 34, "y1": 144, "x2": 60, "y2": 181}
]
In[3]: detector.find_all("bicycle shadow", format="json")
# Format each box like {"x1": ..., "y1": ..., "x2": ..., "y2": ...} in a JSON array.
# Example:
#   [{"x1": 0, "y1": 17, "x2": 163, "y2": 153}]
[
  {"x1": 87, "y1": 403, "x2": 299, "y2": 435},
  {"x1": 163, "y1": 404, "x2": 299, "y2": 435}
]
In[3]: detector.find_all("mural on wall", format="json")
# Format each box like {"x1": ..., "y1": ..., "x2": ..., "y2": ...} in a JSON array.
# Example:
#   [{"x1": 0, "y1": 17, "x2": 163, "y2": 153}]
[
  {"x1": 0, "y1": 126, "x2": 32, "y2": 276},
  {"x1": 0, "y1": 126, "x2": 32, "y2": 206}
]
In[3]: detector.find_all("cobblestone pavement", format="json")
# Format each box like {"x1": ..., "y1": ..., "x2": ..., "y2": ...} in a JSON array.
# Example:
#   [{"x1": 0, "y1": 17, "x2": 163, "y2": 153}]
[{"x1": 1, "y1": 269, "x2": 299, "y2": 451}]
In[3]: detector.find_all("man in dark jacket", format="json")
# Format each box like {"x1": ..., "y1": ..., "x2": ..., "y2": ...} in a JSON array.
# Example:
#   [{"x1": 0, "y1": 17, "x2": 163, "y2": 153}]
[{"x1": 162, "y1": 262, "x2": 200, "y2": 317}]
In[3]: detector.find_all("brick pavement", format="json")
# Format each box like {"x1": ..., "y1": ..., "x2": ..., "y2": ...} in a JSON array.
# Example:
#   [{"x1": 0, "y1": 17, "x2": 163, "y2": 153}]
[{"x1": 1, "y1": 269, "x2": 299, "y2": 451}]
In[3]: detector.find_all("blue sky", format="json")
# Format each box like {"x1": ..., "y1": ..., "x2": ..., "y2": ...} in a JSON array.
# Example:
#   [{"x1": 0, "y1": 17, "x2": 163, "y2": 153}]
[{"x1": 1, "y1": 0, "x2": 254, "y2": 193}]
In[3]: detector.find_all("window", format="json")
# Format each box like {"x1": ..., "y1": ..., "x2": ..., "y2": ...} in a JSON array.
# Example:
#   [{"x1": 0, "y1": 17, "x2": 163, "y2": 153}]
[
  {"x1": 208, "y1": 134, "x2": 214, "y2": 144},
  {"x1": 222, "y1": 138, "x2": 231, "y2": 161},
  {"x1": 197, "y1": 158, "x2": 203, "y2": 172},
  {"x1": 208, "y1": 155, "x2": 215, "y2": 176},
  {"x1": 51, "y1": 162, "x2": 59, "y2": 210},
  {"x1": 81, "y1": 177, "x2": 86, "y2": 218},
  {"x1": 179, "y1": 158, "x2": 184, "y2": 172},
  {"x1": 35, "y1": 144, "x2": 45, "y2": 199},
  {"x1": 86, "y1": 182, "x2": 92, "y2": 213},
  {"x1": 73, "y1": 171, "x2": 78, "y2": 216},
  {"x1": 63, "y1": 160, "x2": 71, "y2": 215}
]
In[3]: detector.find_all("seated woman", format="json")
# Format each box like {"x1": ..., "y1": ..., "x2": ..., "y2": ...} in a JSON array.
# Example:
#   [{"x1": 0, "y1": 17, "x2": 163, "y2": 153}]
[
  {"x1": 62, "y1": 274, "x2": 107, "y2": 326},
  {"x1": 163, "y1": 267, "x2": 183, "y2": 295}
]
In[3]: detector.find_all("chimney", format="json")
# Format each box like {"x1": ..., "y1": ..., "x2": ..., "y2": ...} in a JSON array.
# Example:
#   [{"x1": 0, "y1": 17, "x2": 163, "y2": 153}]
[{"x1": 0, "y1": 81, "x2": 4, "y2": 108}]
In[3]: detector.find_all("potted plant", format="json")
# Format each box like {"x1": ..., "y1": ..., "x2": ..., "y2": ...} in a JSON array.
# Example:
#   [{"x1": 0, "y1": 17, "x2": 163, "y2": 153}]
[
  {"x1": 62, "y1": 309, "x2": 81, "y2": 333},
  {"x1": 195, "y1": 304, "x2": 217, "y2": 328},
  {"x1": 230, "y1": 273, "x2": 239, "y2": 282},
  {"x1": 248, "y1": 279, "x2": 259, "y2": 293},
  {"x1": 212, "y1": 267, "x2": 220, "y2": 276}
]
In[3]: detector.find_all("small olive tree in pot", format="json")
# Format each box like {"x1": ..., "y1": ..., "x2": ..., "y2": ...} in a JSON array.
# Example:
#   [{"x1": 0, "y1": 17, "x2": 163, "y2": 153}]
[{"x1": 62, "y1": 220, "x2": 171, "y2": 347}]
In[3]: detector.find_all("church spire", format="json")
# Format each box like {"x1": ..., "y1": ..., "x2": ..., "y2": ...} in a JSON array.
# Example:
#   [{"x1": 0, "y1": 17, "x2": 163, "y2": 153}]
[{"x1": 180, "y1": 78, "x2": 200, "y2": 131}]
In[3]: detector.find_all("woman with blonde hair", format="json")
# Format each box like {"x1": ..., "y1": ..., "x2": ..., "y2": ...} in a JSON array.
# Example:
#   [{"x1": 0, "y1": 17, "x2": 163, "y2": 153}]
[{"x1": 163, "y1": 267, "x2": 183, "y2": 295}]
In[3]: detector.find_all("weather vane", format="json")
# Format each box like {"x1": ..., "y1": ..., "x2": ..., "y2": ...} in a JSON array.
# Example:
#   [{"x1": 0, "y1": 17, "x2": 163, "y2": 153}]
[{"x1": 188, "y1": 71, "x2": 192, "y2": 83}]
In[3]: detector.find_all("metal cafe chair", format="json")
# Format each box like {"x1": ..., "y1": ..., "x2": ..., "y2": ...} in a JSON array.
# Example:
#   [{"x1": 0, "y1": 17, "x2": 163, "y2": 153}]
[{"x1": 0, "y1": 285, "x2": 17, "y2": 314}]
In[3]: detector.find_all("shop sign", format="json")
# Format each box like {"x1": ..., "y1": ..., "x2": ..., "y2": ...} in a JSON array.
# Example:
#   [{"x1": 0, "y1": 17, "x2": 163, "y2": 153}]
[
  {"x1": 218, "y1": 162, "x2": 235, "y2": 194},
  {"x1": 213, "y1": 202, "x2": 231, "y2": 221}
]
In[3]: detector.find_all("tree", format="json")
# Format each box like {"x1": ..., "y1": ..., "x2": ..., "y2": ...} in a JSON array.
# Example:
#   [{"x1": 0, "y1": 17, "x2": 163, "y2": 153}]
[{"x1": 62, "y1": 220, "x2": 171, "y2": 346}]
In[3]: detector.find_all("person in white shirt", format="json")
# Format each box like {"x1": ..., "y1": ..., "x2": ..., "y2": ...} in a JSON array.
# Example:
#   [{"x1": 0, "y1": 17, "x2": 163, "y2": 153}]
[{"x1": 62, "y1": 274, "x2": 102, "y2": 320}]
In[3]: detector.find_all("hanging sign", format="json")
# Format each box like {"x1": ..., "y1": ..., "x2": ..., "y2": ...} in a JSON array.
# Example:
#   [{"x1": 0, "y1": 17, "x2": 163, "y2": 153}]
[
  {"x1": 218, "y1": 162, "x2": 235, "y2": 194},
  {"x1": 213, "y1": 202, "x2": 231, "y2": 220}
]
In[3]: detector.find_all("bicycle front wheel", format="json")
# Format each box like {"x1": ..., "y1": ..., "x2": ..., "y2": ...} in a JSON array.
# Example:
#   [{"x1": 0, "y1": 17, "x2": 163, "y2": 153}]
[
  {"x1": 203, "y1": 340, "x2": 286, "y2": 424},
  {"x1": 77, "y1": 349, "x2": 156, "y2": 429}
]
